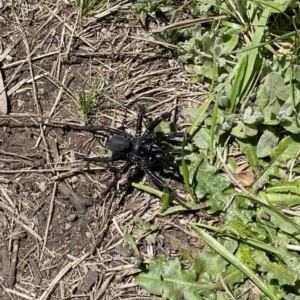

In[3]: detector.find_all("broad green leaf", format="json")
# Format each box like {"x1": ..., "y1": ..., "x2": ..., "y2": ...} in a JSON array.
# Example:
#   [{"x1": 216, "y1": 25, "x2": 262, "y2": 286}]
[
  {"x1": 236, "y1": 243, "x2": 257, "y2": 269},
  {"x1": 140, "y1": 11, "x2": 147, "y2": 26},
  {"x1": 254, "y1": 251, "x2": 298, "y2": 286},
  {"x1": 185, "y1": 153, "x2": 231, "y2": 212},
  {"x1": 256, "y1": 128, "x2": 280, "y2": 158},
  {"x1": 190, "y1": 76, "x2": 199, "y2": 84},
  {"x1": 193, "y1": 128, "x2": 210, "y2": 149},
  {"x1": 275, "y1": 85, "x2": 291, "y2": 101},
  {"x1": 281, "y1": 116, "x2": 300, "y2": 134},
  {"x1": 256, "y1": 85, "x2": 269, "y2": 110},
  {"x1": 242, "y1": 106, "x2": 264, "y2": 125},
  {"x1": 265, "y1": 72, "x2": 285, "y2": 102},
  {"x1": 194, "y1": 238, "x2": 238, "y2": 278},
  {"x1": 135, "y1": 258, "x2": 203, "y2": 300},
  {"x1": 231, "y1": 121, "x2": 257, "y2": 138},
  {"x1": 194, "y1": 65, "x2": 214, "y2": 79},
  {"x1": 222, "y1": 28, "x2": 238, "y2": 54},
  {"x1": 221, "y1": 264, "x2": 246, "y2": 289},
  {"x1": 194, "y1": 251, "x2": 229, "y2": 278},
  {"x1": 183, "y1": 108, "x2": 202, "y2": 120}
]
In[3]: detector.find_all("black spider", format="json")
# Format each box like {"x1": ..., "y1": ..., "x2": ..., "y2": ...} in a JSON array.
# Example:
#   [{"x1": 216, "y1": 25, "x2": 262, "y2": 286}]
[{"x1": 70, "y1": 110, "x2": 185, "y2": 199}]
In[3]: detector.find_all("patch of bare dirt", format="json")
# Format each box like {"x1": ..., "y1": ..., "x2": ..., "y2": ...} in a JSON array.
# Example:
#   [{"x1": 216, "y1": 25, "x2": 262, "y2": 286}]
[{"x1": 0, "y1": 1, "x2": 206, "y2": 299}]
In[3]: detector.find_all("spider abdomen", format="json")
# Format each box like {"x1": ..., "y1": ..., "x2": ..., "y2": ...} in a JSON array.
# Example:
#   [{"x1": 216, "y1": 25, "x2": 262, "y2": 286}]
[{"x1": 107, "y1": 135, "x2": 131, "y2": 153}]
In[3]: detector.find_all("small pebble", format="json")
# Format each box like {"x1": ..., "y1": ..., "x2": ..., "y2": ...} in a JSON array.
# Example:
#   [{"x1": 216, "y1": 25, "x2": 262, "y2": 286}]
[
  {"x1": 79, "y1": 270, "x2": 98, "y2": 293},
  {"x1": 38, "y1": 182, "x2": 46, "y2": 192},
  {"x1": 66, "y1": 214, "x2": 77, "y2": 222},
  {"x1": 65, "y1": 222, "x2": 74, "y2": 231},
  {"x1": 36, "y1": 212, "x2": 47, "y2": 223},
  {"x1": 70, "y1": 176, "x2": 78, "y2": 184},
  {"x1": 34, "y1": 159, "x2": 44, "y2": 168}
]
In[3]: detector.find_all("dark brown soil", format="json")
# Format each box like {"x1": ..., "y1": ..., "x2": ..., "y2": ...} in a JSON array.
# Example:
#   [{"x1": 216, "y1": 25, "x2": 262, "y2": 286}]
[{"x1": 0, "y1": 1, "x2": 205, "y2": 299}]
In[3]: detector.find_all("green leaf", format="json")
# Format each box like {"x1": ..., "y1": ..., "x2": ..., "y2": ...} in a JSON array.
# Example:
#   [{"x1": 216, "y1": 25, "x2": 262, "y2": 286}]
[
  {"x1": 222, "y1": 28, "x2": 238, "y2": 54},
  {"x1": 202, "y1": 33, "x2": 212, "y2": 52},
  {"x1": 185, "y1": 153, "x2": 231, "y2": 212},
  {"x1": 260, "y1": 192, "x2": 300, "y2": 206},
  {"x1": 227, "y1": 54, "x2": 247, "y2": 112},
  {"x1": 194, "y1": 239, "x2": 238, "y2": 278},
  {"x1": 253, "y1": 135, "x2": 300, "y2": 190},
  {"x1": 260, "y1": 0, "x2": 290, "y2": 13},
  {"x1": 237, "y1": 137, "x2": 260, "y2": 172},
  {"x1": 257, "y1": 128, "x2": 280, "y2": 158},
  {"x1": 190, "y1": 76, "x2": 199, "y2": 84},
  {"x1": 238, "y1": 7, "x2": 270, "y2": 104},
  {"x1": 135, "y1": 258, "x2": 203, "y2": 300},
  {"x1": 266, "y1": 179, "x2": 300, "y2": 195},
  {"x1": 263, "y1": 206, "x2": 300, "y2": 234},
  {"x1": 158, "y1": 6, "x2": 173, "y2": 13},
  {"x1": 293, "y1": 65, "x2": 300, "y2": 83},
  {"x1": 222, "y1": 264, "x2": 246, "y2": 289},
  {"x1": 123, "y1": 231, "x2": 140, "y2": 256},
  {"x1": 194, "y1": 65, "x2": 214, "y2": 79},
  {"x1": 161, "y1": 203, "x2": 208, "y2": 215},
  {"x1": 190, "y1": 224, "x2": 283, "y2": 300},
  {"x1": 265, "y1": 72, "x2": 285, "y2": 102},
  {"x1": 193, "y1": 128, "x2": 210, "y2": 149},
  {"x1": 231, "y1": 121, "x2": 257, "y2": 138},
  {"x1": 140, "y1": 11, "x2": 147, "y2": 26},
  {"x1": 254, "y1": 251, "x2": 298, "y2": 286},
  {"x1": 242, "y1": 106, "x2": 264, "y2": 125},
  {"x1": 188, "y1": 95, "x2": 214, "y2": 136}
]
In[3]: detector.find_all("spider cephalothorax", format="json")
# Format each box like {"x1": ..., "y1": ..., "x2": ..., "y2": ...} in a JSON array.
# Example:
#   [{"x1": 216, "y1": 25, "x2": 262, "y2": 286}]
[{"x1": 70, "y1": 111, "x2": 184, "y2": 197}]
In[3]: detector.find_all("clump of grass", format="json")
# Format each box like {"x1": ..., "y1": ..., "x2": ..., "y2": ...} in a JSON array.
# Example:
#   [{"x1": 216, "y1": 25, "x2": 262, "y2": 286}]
[
  {"x1": 73, "y1": 76, "x2": 104, "y2": 120},
  {"x1": 69, "y1": 0, "x2": 114, "y2": 16}
]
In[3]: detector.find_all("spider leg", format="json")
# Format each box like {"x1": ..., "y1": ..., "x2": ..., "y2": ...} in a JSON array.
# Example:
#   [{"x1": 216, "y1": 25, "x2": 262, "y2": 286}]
[
  {"x1": 76, "y1": 153, "x2": 125, "y2": 163},
  {"x1": 144, "y1": 168, "x2": 186, "y2": 202},
  {"x1": 153, "y1": 152, "x2": 179, "y2": 169},
  {"x1": 157, "y1": 132, "x2": 191, "y2": 145},
  {"x1": 136, "y1": 112, "x2": 144, "y2": 136},
  {"x1": 147, "y1": 112, "x2": 171, "y2": 133},
  {"x1": 103, "y1": 161, "x2": 132, "y2": 195},
  {"x1": 56, "y1": 123, "x2": 128, "y2": 137}
]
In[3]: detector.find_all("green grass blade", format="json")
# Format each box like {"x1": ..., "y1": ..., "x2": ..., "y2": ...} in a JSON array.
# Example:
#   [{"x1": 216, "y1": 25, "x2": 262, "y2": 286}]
[{"x1": 190, "y1": 223, "x2": 282, "y2": 300}]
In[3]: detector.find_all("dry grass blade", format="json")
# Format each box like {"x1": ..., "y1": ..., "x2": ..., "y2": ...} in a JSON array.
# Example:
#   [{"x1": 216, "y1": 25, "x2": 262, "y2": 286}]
[
  {"x1": 151, "y1": 15, "x2": 228, "y2": 33},
  {"x1": 38, "y1": 254, "x2": 89, "y2": 300},
  {"x1": 0, "y1": 69, "x2": 7, "y2": 114}
]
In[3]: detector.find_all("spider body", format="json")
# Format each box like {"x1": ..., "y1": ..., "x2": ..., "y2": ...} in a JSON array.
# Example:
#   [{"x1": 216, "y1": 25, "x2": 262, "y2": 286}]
[{"x1": 76, "y1": 111, "x2": 184, "y2": 198}]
